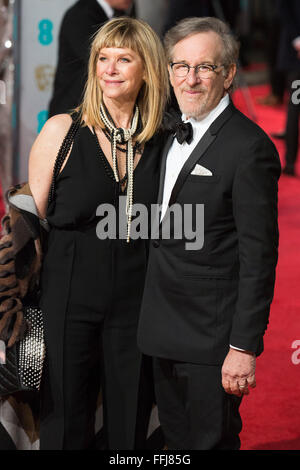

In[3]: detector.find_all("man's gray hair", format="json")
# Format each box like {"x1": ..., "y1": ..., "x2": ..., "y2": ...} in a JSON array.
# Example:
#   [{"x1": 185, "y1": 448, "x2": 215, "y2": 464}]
[{"x1": 164, "y1": 16, "x2": 240, "y2": 75}]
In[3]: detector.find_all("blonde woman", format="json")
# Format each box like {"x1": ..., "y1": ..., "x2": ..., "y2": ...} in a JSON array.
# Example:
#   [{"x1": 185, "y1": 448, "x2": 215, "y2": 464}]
[{"x1": 29, "y1": 17, "x2": 169, "y2": 450}]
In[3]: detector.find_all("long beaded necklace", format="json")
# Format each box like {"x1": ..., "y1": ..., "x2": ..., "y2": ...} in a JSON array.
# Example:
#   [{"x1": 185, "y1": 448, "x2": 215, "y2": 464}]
[
  {"x1": 99, "y1": 102, "x2": 140, "y2": 242},
  {"x1": 102, "y1": 127, "x2": 142, "y2": 156}
]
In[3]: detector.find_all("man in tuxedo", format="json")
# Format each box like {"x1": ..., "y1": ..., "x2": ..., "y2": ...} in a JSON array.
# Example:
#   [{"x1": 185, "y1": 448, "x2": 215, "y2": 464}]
[
  {"x1": 162, "y1": 0, "x2": 213, "y2": 35},
  {"x1": 276, "y1": 0, "x2": 300, "y2": 175},
  {"x1": 137, "y1": 17, "x2": 281, "y2": 450},
  {"x1": 48, "y1": 0, "x2": 134, "y2": 117}
]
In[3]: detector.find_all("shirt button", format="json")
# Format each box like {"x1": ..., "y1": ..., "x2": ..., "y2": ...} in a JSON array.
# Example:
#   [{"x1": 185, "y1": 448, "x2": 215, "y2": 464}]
[{"x1": 152, "y1": 241, "x2": 160, "y2": 248}]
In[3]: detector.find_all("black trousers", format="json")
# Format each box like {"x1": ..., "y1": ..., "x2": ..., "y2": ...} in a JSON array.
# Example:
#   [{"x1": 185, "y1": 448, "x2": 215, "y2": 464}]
[
  {"x1": 41, "y1": 301, "x2": 154, "y2": 450},
  {"x1": 153, "y1": 358, "x2": 242, "y2": 450},
  {"x1": 285, "y1": 71, "x2": 300, "y2": 171},
  {"x1": 267, "y1": 18, "x2": 286, "y2": 99}
]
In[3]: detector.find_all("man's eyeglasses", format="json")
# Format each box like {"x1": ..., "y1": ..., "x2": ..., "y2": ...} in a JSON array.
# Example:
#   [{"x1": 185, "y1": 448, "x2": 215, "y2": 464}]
[{"x1": 170, "y1": 62, "x2": 224, "y2": 78}]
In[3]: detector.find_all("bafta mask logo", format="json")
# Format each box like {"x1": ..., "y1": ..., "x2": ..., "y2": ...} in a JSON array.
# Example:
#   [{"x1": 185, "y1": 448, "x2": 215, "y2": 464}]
[{"x1": 35, "y1": 65, "x2": 54, "y2": 91}]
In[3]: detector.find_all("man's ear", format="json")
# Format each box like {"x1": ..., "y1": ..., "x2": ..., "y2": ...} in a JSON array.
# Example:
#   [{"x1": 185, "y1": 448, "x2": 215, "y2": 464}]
[{"x1": 224, "y1": 63, "x2": 237, "y2": 91}]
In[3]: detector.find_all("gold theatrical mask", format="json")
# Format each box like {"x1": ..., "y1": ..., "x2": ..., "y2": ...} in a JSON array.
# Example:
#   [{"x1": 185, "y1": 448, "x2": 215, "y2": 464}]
[{"x1": 35, "y1": 65, "x2": 54, "y2": 92}]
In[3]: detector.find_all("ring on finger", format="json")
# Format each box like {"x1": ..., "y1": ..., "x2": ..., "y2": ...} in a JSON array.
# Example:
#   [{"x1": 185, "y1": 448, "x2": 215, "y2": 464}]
[{"x1": 238, "y1": 383, "x2": 247, "y2": 389}]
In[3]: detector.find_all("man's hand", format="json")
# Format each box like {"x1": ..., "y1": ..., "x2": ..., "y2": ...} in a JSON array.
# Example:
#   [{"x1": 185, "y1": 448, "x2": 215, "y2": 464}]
[
  {"x1": 221, "y1": 348, "x2": 256, "y2": 397},
  {"x1": 292, "y1": 38, "x2": 300, "y2": 59},
  {"x1": 295, "y1": 46, "x2": 300, "y2": 60}
]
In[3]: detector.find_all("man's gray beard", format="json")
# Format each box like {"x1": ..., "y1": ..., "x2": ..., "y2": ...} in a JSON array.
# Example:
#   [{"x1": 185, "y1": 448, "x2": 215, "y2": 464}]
[{"x1": 179, "y1": 94, "x2": 209, "y2": 122}]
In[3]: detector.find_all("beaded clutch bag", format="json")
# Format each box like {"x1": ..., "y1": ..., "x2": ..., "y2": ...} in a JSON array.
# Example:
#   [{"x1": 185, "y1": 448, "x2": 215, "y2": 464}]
[{"x1": 0, "y1": 306, "x2": 45, "y2": 397}]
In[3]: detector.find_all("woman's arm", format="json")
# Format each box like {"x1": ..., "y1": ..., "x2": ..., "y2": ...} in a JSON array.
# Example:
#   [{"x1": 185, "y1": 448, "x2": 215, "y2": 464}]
[{"x1": 28, "y1": 113, "x2": 73, "y2": 219}]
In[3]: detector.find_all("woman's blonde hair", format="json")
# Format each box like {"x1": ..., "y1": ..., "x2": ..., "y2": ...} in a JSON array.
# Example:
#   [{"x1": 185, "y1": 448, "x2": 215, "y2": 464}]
[{"x1": 78, "y1": 17, "x2": 169, "y2": 143}]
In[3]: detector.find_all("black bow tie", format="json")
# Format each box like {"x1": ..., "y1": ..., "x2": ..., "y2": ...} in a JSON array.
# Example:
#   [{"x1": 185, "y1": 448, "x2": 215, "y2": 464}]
[{"x1": 163, "y1": 111, "x2": 193, "y2": 145}]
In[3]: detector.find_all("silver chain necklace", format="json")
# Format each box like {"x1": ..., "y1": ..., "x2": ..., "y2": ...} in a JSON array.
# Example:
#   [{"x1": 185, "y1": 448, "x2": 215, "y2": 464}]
[{"x1": 99, "y1": 103, "x2": 139, "y2": 242}]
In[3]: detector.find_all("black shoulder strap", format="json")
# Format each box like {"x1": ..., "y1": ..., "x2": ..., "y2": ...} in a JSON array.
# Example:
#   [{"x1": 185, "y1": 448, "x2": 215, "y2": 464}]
[{"x1": 48, "y1": 114, "x2": 80, "y2": 204}]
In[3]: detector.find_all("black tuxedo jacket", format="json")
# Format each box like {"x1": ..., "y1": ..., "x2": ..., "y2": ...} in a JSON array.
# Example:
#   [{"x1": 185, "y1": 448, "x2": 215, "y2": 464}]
[
  {"x1": 48, "y1": 0, "x2": 109, "y2": 117},
  {"x1": 277, "y1": 0, "x2": 300, "y2": 72},
  {"x1": 137, "y1": 102, "x2": 281, "y2": 365}
]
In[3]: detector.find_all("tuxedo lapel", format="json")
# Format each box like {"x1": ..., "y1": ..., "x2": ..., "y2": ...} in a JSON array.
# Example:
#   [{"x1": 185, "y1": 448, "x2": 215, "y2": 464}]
[
  {"x1": 86, "y1": 0, "x2": 109, "y2": 24},
  {"x1": 168, "y1": 131, "x2": 216, "y2": 207},
  {"x1": 157, "y1": 134, "x2": 174, "y2": 206},
  {"x1": 148, "y1": 134, "x2": 174, "y2": 238},
  {"x1": 168, "y1": 102, "x2": 235, "y2": 207}
]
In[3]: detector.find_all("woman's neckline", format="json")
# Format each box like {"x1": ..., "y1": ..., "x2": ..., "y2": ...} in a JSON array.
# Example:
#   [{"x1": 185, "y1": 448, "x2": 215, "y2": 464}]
[{"x1": 86, "y1": 125, "x2": 146, "y2": 186}]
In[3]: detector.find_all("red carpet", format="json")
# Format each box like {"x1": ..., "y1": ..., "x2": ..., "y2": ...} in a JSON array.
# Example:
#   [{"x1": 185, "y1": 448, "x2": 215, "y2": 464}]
[
  {"x1": 233, "y1": 84, "x2": 300, "y2": 450},
  {"x1": 0, "y1": 85, "x2": 299, "y2": 450}
]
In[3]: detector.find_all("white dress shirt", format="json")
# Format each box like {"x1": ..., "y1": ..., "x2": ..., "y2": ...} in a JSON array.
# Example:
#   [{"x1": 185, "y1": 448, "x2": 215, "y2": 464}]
[
  {"x1": 96, "y1": 0, "x2": 114, "y2": 18},
  {"x1": 161, "y1": 94, "x2": 230, "y2": 220},
  {"x1": 160, "y1": 94, "x2": 246, "y2": 353}
]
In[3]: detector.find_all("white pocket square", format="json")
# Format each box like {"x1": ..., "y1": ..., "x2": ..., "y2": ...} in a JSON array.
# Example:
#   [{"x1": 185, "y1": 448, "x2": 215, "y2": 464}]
[{"x1": 191, "y1": 164, "x2": 213, "y2": 176}]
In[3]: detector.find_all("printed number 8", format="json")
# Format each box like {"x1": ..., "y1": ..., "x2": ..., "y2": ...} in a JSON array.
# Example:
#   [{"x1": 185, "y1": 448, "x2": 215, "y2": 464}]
[
  {"x1": 37, "y1": 110, "x2": 49, "y2": 134},
  {"x1": 38, "y1": 19, "x2": 53, "y2": 45}
]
